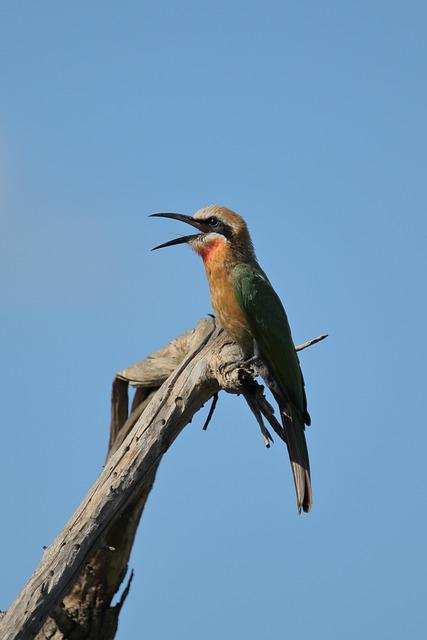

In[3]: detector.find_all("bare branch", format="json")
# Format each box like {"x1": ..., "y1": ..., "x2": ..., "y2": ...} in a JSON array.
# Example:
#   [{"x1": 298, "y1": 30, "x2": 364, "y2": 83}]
[
  {"x1": 243, "y1": 389, "x2": 274, "y2": 447},
  {"x1": 295, "y1": 333, "x2": 328, "y2": 352},
  {"x1": 202, "y1": 392, "x2": 219, "y2": 431},
  {"x1": 258, "y1": 394, "x2": 288, "y2": 445},
  {"x1": 0, "y1": 318, "x2": 326, "y2": 640}
]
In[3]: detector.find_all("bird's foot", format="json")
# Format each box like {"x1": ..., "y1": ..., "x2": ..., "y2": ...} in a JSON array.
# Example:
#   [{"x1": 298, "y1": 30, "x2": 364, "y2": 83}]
[
  {"x1": 220, "y1": 340, "x2": 264, "y2": 381},
  {"x1": 222, "y1": 356, "x2": 263, "y2": 379}
]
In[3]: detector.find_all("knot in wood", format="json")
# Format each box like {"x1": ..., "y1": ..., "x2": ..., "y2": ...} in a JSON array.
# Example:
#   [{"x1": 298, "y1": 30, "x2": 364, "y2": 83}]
[{"x1": 217, "y1": 364, "x2": 257, "y2": 395}]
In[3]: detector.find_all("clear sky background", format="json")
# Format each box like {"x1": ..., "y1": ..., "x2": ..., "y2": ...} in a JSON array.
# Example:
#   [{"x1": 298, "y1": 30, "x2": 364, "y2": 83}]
[{"x1": 0, "y1": 2, "x2": 426, "y2": 638}]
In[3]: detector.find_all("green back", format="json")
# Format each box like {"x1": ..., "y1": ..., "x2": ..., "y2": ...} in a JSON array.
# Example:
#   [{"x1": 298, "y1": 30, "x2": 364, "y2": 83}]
[{"x1": 232, "y1": 262, "x2": 308, "y2": 421}]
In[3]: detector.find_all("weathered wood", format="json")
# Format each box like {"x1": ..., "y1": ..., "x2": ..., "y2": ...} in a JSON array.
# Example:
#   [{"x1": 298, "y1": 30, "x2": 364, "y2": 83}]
[
  {"x1": 33, "y1": 322, "x2": 215, "y2": 640},
  {"x1": 0, "y1": 319, "x2": 237, "y2": 639},
  {"x1": 0, "y1": 317, "x2": 326, "y2": 640}
]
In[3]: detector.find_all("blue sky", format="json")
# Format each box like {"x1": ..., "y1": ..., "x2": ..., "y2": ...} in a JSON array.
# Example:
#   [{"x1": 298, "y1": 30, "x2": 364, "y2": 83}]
[{"x1": 0, "y1": 1, "x2": 426, "y2": 638}]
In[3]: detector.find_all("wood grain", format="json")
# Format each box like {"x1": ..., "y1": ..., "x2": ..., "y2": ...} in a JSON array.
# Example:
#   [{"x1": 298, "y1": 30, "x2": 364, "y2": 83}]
[{"x1": 0, "y1": 317, "x2": 326, "y2": 640}]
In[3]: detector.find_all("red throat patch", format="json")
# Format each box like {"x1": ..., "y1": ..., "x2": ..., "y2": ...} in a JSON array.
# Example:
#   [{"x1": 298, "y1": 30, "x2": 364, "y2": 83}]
[{"x1": 195, "y1": 237, "x2": 226, "y2": 264}]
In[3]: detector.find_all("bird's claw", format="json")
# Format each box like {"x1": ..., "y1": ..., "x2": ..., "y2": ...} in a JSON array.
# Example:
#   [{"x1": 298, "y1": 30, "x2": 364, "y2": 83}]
[{"x1": 222, "y1": 357, "x2": 262, "y2": 380}]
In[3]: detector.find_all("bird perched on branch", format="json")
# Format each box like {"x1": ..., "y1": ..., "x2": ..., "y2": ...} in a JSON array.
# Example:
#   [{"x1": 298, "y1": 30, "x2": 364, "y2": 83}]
[{"x1": 150, "y1": 206, "x2": 312, "y2": 512}]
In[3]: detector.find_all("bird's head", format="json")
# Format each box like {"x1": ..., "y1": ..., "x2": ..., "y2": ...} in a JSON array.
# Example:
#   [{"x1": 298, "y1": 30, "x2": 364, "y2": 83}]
[{"x1": 150, "y1": 205, "x2": 255, "y2": 263}]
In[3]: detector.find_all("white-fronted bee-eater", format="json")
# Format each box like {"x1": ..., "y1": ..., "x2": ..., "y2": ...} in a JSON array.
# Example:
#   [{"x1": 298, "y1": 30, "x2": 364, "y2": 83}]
[{"x1": 151, "y1": 206, "x2": 313, "y2": 513}]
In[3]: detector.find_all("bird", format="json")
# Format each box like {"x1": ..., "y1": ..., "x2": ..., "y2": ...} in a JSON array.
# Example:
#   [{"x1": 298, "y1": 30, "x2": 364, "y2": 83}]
[{"x1": 150, "y1": 205, "x2": 313, "y2": 512}]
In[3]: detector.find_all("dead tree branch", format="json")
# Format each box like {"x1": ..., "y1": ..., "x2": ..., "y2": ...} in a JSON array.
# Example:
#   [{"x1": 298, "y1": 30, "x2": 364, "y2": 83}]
[{"x1": 0, "y1": 317, "x2": 326, "y2": 640}]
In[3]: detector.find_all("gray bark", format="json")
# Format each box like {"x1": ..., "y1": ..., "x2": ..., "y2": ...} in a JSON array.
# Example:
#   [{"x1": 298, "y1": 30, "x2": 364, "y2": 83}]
[{"x1": 0, "y1": 317, "x2": 326, "y2": 640}]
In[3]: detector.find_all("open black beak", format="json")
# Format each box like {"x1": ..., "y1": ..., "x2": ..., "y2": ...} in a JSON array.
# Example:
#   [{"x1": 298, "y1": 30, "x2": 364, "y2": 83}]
[{"x1": 149, "y1": 212, "x2": 208, "y2": 250}]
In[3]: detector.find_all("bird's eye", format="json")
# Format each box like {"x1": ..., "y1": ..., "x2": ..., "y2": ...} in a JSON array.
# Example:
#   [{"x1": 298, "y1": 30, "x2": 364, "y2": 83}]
[{"x1": 207, "y1": 216, "x2": 219, "y2": 227}]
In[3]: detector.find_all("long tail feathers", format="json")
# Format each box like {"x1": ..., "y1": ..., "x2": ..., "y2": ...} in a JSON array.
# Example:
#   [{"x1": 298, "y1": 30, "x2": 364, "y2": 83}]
[
  {"x1": 261, "y1": 370, "x2": 312, "y2": 513},
  {"x1": 280, "y1": 403, "x2": 312, "y2": 513}
]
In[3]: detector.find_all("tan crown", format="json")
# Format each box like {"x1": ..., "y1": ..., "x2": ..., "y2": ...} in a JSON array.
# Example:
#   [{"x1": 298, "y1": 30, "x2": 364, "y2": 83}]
[
  {"x1": 193, "y1": 205, "x2": 247, "y2": 233},
  {"x1": 193, "y1": 205, "x2": 256, "y2": 261}
]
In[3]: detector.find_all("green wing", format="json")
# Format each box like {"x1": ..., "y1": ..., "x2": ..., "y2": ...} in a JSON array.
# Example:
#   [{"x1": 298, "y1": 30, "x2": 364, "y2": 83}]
[
  {"x1": 232, "y1": 262, "x2": 309, "y2": 424},
  {"x1": 233, "y1": 262, "x2": 313, "y2": 512}
]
